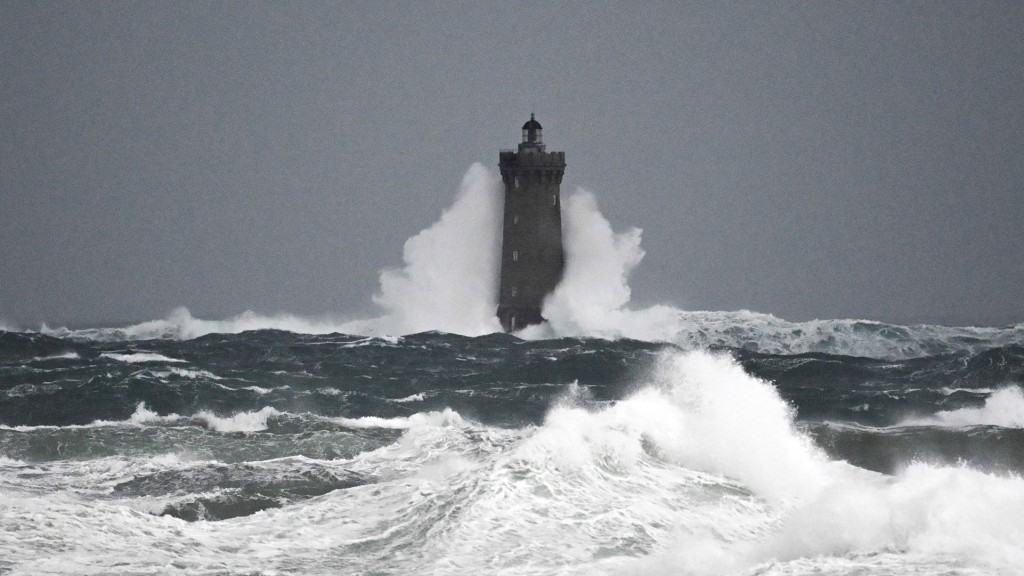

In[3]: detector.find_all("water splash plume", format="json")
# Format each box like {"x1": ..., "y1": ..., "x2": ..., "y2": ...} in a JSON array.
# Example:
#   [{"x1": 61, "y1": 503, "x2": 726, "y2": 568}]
[{"x1": 340, "y1": 162, "x2": 503, "y2": 336}]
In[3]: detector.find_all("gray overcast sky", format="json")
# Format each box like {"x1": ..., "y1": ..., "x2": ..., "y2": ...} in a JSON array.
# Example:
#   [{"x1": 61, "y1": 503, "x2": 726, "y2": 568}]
[{"x1": 2, "y1": 1, "x2": 1022, "y2": 328}]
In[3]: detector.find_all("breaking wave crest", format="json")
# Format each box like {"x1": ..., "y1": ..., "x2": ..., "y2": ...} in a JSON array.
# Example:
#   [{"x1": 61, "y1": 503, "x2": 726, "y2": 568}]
[
  {"x1": 100, "y1": 352, "x2": 186, "y2": 364},
  {"x1": 540, "y1": 351, "x2": 833, "y2": 503},
  {"x1": 901, "y1": 386, "x2": 1024, "y2": 428},
  {"x1": 1, "y1": 402, "x2": 468, "y2": 435},
  {"x1": 0, "y1": 403, "x2": 280, "y2": 433},
  {"x1": 4, "y1": 346, "x2": 1024, "y2": 573},
  {"x1": 325, "y1": 349, "x2": 1024, "y2": 574},
  {"x1": 41, "y1": 307, "x2": 350, "y2": 341},
  {"x1": 525, "y1": 350, "x2": 1024, "y2": 573}
]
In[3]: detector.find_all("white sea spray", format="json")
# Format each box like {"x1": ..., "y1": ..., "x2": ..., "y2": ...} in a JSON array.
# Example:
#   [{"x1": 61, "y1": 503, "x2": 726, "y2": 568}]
[
  {"x1": 901, "y1": 386, "x2": 1024, "y2": 428},
  {"x1": 22, "y1": 164, "x2": 1023, "y2": 359},
  {"x1": 339, "y1": 162, "x2": 503, "y2": 336}
]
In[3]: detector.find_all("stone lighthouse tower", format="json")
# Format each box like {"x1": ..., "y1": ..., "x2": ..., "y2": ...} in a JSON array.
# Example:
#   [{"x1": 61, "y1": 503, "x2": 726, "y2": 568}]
[{"x1": 496, "y1": 114, "x2": 566, "y2": 332}]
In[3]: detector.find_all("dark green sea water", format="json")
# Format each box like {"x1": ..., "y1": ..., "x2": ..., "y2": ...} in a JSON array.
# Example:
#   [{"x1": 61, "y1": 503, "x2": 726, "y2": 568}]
[{"x1": 2, "y1": 326, "x2": 1024, "y2": 575}]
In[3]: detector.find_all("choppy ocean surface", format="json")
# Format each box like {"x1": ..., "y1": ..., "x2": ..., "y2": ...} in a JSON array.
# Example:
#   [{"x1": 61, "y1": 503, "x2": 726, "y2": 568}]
[
  {"x1": 3, "y1": 315, "x2": 1024, "y2": 576},
  {"x1": 4, "y1": 166, "x2": 1024, "y2": 574}
]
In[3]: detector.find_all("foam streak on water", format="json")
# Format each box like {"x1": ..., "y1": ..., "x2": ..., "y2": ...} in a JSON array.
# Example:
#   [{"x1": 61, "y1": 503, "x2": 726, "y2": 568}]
[{"x1": 3, "y1": 349, "x2": 1024, "y2": 575}]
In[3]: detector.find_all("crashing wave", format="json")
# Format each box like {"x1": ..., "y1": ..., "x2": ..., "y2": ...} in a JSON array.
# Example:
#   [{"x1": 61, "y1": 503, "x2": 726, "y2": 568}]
[{"x1": 17, "y1": 164, "x2": 1024, "y2": 360}]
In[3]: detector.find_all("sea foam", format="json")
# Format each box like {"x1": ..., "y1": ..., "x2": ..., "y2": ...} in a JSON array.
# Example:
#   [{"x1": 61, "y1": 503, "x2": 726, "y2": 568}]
[
  {"x1": 53, "y1": 308, "x2": 349, "y2": 341},
  {"x1": 360, "y1": 348, "x2": 1024, "y2": 574},
  {"x1": 901, "y1": 386, "x2": 1024, "y2": 428},
  {"x1": 330, "y1": 408, "x2": 466, "y2": 430},
  {"x1": 125, "y1": 402, "x2": 283, "y2": 433},
  {"x1": 522, "y1": 350, "x2": 1024, "y2": 574},
  {"x1": 31, "y1": 352, "x2": 80, "y2": 362}
]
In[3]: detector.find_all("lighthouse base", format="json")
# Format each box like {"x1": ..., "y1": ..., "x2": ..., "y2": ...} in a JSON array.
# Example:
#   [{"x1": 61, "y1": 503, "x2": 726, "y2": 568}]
[{"x1": 497, "y1": 306, "x2": 545, "y2": 333}]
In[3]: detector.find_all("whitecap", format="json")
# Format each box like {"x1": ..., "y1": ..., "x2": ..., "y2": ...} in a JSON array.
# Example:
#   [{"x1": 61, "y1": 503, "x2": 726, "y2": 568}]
[
  {"x1": 100, "y1": 352, "x2": 186, "y2": 364},
  {"x1": 191, "y1": 406, "x2": 282, "y2": 433},
  {"x1": 391, "y1": 393, "x2": 425, "y2": 403},
  {"x1": 329, "y1": 408, "x2": 465, "y2": 430},
  {"x1": 31, "y1": 352, "x2": 81, "y2": 361},
  {"x1": 901, "y1": 386, "x2": 1024, "y2": 428}
]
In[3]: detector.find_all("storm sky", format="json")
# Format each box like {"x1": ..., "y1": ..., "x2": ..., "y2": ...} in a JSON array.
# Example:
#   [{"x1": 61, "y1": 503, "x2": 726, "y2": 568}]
[{"x1": 2, "y1": 2, "x2": 1022, "y2": 328}]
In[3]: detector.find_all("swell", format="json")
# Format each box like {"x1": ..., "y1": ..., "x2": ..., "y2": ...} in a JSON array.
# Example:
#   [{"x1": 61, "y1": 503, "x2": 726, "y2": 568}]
[
  {"x1": 0, "y1": 330, "x2": 659, "y2": 428},
  {"x1": 4, "y1": 331, "x2": 1024, "y2": 478},
  {"x1": 806, "y1": 422, "x2": 1024, "y2": 475},
  {"x1": 3, "y1": 347, "x2": 1024, "y2": 575},
  {"x1": 3, "y1": 331, "x2": 1023, "y2": 429},
  {"x1": 10, "y1": 310, "x2": 1024, "y2": 361},
  {"x1": 114, "y1": 458, "x2": 371, "y2": 522},
  {"x1": 0, "y1": 408, "x2": 400, "y2": 464},
  {"x1": 734, "y1": 344, "x2": 1024, "y2": 426}
]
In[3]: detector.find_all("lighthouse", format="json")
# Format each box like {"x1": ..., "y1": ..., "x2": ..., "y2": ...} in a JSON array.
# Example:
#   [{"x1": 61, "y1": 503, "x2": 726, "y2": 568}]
[{"x1": 496, "y1": 114, "x2": 566, "y2": 332}]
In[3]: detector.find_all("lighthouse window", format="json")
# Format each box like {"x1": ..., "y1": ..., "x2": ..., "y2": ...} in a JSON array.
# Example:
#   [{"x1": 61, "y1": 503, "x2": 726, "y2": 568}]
[
  {"x1": 513, "y1": 215, "x2": 519, "y2": 225},
  {"x1": 552, "y1": 194, "x2": 557, "y2": 206},
  {"x1": 514, "y1": 177, "x2": 519, "y2": 190},
  {"x1": 513, "y1": 250, "x2": 518, "y2": 261},
  {"x1": 511, "y1": 286, "x2": 517, "y2": 297}
]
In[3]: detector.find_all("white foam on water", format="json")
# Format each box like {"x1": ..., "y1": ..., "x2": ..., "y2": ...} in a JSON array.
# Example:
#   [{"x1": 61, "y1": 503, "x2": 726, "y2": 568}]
[
  {"x1": 2, "y1": 382, "x2": 62, "y2": 399},
  {"x1": 900, "y1": 386, "x2": 1024, "y2": 428},
  {"x1": 306, "y1": 350, "x2": 825, "y2": 574},
  {"x1": 171, "y1": 367, "x2": 221, "y2": 379},
  {"x1": 339, "y1": 336, "x2": 404, "y2": 348},
  {"x1": 520, "y1": 351, "x2": 832, "y2": 503},
  {"x1": 191, "y1": 406, "x2": 282, "y2": 433},
  {"x1": 30, "y1": 352, "x2": 80, "y2": 361},
  {"x1": 3, "y1": 351, "x2": 1023, "y2": 575},
  {"x1": 747, "y1": 462, "x2": 1024, "y2": 572},
  {"x1": 601, "y1": 352, "x2": 1024, "y2": 575},
  {"x1": 0, "y1": 402, "x2": 179, "y2": 431},
  {"x1": 940, "y1": 386, "x2": 995, "y2": 395},
  {"x1": 329, "y1": 408, "x2": 466, "y2": 430},
  {"x1": 100, "y1": 352, "x2": 186, "y2": 364},
  {"x1": 0, "y1": 455, "x2": 26, "y2": 466},
  {"x1": 125, "y1": 403, "x2": 285, "y2": 432},
  {"x1": 339, "y1": 349, "x2": 1024, "y2": 575},
  {"x1": 239, "y1": 385, "x2": 274, "y2": 394},
  {"x1": 391, "y1": 393, "x2": 425, "y2": 403},
  {"x1": 0, "y1": 403, "x2": 285, "y2": 433},
  {"x1": 40, "y1": 307, "x2": 351, "y2": 341},
  {"x1": 125, "y1": 402, "x2": 181, "y2": 426},
  {"x1": 151, "y1": 368, "x2": 223, "y2": 380}
]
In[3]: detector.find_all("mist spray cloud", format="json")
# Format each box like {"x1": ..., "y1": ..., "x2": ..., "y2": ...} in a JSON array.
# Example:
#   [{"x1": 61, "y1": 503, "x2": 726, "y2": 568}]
[
  {"x1": 341, "y1": 163, "x2": 503, "y2": 336},
  {"x1": 532, "y1": 189, "x2": 684, "y2": 341}
]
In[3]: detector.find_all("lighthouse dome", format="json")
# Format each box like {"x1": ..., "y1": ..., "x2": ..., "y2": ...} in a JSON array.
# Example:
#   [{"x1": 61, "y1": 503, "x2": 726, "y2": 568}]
[{"x1": 521, "y1": 114, "x2": 542, "y2": 131}]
